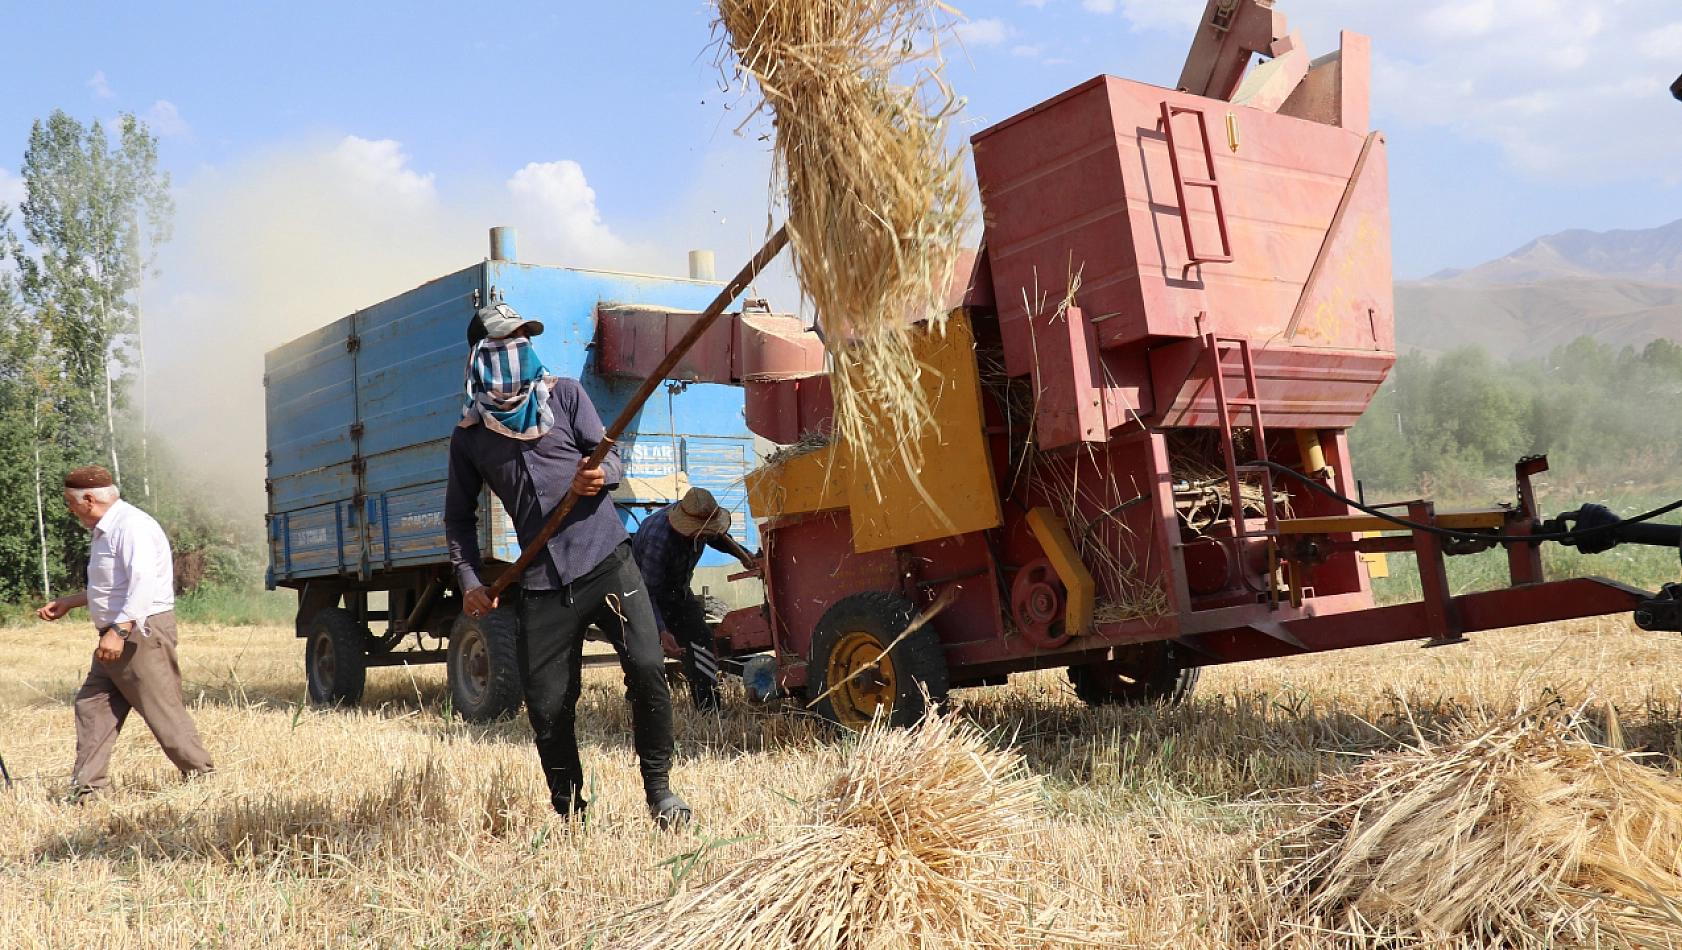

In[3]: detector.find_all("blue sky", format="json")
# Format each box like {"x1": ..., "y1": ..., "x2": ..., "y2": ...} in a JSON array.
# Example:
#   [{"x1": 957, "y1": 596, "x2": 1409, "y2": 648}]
[
  {"x1": 5, "y1": 1, "x2": 1679, "y2": 280},
  {"x1": 3, "y1": 0, "x2": 1679, "y2": 492}
]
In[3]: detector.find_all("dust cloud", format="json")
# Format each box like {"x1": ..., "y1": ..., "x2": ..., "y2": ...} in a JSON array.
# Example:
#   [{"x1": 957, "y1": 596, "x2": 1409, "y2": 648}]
[{"x1": 143, "y1": 134, "x2": 794, "y2": 521}]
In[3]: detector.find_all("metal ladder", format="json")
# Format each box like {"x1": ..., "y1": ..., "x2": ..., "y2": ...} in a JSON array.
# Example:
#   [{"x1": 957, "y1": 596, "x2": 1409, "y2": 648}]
[
  {"x1": 1161, "y1": 102, "x2": 1235, "y2": 265},
  {"x1": 1205, "y1": 333, "x2": 1282, "y2": 592}
]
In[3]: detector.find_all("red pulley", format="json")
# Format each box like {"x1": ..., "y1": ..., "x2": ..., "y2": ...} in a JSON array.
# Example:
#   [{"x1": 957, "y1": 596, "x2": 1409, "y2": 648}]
[{"x1": 1011, "y1": 558, "x2": 1073, "y2": 649}]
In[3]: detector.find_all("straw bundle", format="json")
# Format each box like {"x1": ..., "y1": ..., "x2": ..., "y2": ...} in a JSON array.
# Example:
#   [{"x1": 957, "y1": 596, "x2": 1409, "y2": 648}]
[
  {"x1": 1277, "y1": 712, "x2": 1682, "y2": 947},
  {"x1": 713, "y1": 0, "x2": 970, "y2": 480},
  {"x1": 608, "y1": 712, "x2": 1096, "y2": 950}
]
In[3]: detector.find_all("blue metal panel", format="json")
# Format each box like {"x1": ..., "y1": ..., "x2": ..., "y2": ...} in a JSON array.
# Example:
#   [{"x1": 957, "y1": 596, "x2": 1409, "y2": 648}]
[
  {"x1": 269, "y1": 463, "x2": 357, "y2": 512},
  {"x1": 264, "y1": 318, "x2": 356, "y2": 481},
  {"x1": 356, "y1": 269, "x2": 477, "y2": 459},
  {"x1": 365, "y1": 481, "x2": 451, "y2": 568},
  {"x1": 273, "y1": 503, "x2": 345, "y2": 577}
]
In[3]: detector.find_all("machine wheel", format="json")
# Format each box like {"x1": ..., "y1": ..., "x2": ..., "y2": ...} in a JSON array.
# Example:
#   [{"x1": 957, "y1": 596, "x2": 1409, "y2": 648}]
[
  {"x1": 808, "y1": 592, "x2": 949, "y2": 730},
  {"x1": 448, "y1": 608, "x2": 523, "y2": 722},
  {"x1": 305, "y1": 607, "x2": 368, "y2": 707},
  {"x1": 1068, "y1": 642, "x2": 1199, "y2": 707}
]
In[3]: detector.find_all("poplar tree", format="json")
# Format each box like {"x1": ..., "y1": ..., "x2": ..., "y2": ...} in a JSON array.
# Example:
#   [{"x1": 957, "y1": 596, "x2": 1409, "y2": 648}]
[{"x1": 17, "y1": 111, "x2": 171, "y2": 492}]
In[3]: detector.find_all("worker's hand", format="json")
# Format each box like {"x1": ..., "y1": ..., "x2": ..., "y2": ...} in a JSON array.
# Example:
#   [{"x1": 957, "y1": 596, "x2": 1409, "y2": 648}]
[
  {"x1": 738, "y1": 556, "x2": 759, "y2": 573},
  {"x1": 94, "y1": 630, "x2": 126, "y2": 664},
  {"x1": 36, "y1": 598, "x2": 71, "y2": 622},
  {"x1": 659, "y1": 630, "x2": 686, "y2": 659},
  {"x1": 572, "y1": 459, "x2": 606, "y2": 497},
  {"x1": 464, "y1": 586, "x2": 499, "y2": 620}
]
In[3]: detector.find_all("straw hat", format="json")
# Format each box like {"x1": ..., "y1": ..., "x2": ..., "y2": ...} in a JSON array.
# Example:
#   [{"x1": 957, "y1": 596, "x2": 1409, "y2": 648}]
[{"x1": 668, "y1": 487, "x2": 731, "y2": 538}]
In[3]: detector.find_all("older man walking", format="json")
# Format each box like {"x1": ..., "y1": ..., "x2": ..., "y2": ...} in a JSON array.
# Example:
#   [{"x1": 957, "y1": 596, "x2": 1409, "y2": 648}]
[{"x1": 37, "y1": 465, "x2": 213, "y2": 797}]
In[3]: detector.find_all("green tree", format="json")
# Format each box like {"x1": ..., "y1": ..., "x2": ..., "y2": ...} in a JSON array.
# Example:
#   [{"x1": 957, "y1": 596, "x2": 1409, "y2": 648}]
[{"x1": 17, "y1": 111, "x2": 172, "y2": 492}]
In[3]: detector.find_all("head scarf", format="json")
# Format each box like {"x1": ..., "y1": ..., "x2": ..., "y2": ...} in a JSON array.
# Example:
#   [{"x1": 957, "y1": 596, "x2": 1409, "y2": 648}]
[{"x1": 459, "y1": 336, "x2": 557, "y2": 440}]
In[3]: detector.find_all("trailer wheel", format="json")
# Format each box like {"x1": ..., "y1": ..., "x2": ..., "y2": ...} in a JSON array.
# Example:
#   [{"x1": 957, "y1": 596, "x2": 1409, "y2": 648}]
[
  {"x1": 448, "y1": 608, "x2": 523, "y2": 722},
  {"x1": 305, "y1": 607, "x2": 368, "y2": 707},
  {"x1": 1068, "y1": 643, "x2": 1199, "y2": 707},
  {"x1": 808, "y1": 592, "x2": 948, "y2": 730}
]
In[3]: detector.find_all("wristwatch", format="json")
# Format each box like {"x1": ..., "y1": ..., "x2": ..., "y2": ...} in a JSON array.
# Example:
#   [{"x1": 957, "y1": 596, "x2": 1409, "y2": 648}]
[{"x1": 115, "y1": 622, "x2": 135, "y2": 640}]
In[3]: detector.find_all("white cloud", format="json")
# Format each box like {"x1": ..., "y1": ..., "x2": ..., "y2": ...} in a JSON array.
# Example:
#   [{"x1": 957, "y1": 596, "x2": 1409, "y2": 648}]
[
  {"x1": 144, "y1": 100, "x2": 192, "y2": 140},
  {"x1": 1083, "y1": 0, "x2": 1203, "y2": 30},
  {"x1": 506, "y1": 160, "x2": 633, "y2": 264},
  {"x1": 1641, "y1": 21, "x2": 1682, "y2": 58},
  {"x1": 956, "y1": 17, "x2": 1010, "y2": 47},
  {"x1": 1086, "y1": 0, "x2": 1681, "y2": 184},
  {"x1": 1273, "y1": 0, "x2": 1682, "y2": 182},
  {"x1": 331, "y1": 136, "x2": 436, "y2": 205},
  {"x1": 86, "y1": 71, "x2": 115, "y2": 100},
  {"x1": 0, "y1": 166, "x2": 23, "y2": 210},
  {"x1": 1011, "y1": 43, "x2": 1047, "y2": 57}
]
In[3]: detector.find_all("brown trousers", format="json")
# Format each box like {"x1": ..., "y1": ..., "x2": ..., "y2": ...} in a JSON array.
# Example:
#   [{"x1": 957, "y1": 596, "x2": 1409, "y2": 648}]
[{"x1": 72, "y1": 611, "x2": 213, "y2": 792}]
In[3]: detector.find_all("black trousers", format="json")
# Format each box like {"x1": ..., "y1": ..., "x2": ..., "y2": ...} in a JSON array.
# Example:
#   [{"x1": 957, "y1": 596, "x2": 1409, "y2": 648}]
[
  {"x1": 516, "y1": 542, "x2": 673, "y2": 815},
  {"x1": 659, "y1": 594, "x2": 720, "y2": 712}
]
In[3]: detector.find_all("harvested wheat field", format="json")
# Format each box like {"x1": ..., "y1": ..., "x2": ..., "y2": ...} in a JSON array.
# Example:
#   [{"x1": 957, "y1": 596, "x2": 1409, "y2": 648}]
[{"x1": 3, "y1": 617, "x2": 1682, "y2": 948}]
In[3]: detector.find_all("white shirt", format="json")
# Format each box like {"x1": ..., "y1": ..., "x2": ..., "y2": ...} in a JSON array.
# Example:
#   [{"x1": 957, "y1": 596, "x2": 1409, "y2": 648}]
[{"x1": 87, "y1": 499, "x2": 175, "y2": 631}]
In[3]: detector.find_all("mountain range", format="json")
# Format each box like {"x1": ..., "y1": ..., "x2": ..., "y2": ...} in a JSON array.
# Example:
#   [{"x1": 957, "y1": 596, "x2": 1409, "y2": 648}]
[{"x1": 1395, "y1": 219, "x2": 1682, "y2": 361}]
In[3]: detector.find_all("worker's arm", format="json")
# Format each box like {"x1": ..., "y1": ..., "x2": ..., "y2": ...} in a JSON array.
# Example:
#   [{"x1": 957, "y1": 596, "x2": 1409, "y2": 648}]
[
  {"x1": 706, "y1": 531, "x2": 759, "y2": 571},
  {"x1": 36, "y1": 590, "x2": 88, "y2": 622},
  {"x1": 444, "y1": 431, "x2": 491, "y2": 610},
  {"x1": 565, "y1": 381, "x2": 622, "y2": 492}
]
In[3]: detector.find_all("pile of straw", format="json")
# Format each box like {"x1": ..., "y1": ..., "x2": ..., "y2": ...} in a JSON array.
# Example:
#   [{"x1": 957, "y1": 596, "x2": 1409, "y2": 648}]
[
  {"x1": 608, "y1": 712, "x2": 1098, "y2": 950},
  {"x1": 1276, "y1": 712, "x2": 1682, "y2": 947},
  {"x1": 762, "y1": 429, "x2": 835, "y2": 467},
  {"x1": 1167, "y1": 428, "x2": 1291, "y2": 531},
  {"x1": 714, "y1": 0, "x2": 970, "y2": 477}
]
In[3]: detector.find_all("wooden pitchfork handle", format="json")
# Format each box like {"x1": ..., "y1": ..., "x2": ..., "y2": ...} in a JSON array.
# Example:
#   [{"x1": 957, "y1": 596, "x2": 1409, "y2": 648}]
[{"x1": 483, "y1": 225, "x2": 791, "y2": 600}]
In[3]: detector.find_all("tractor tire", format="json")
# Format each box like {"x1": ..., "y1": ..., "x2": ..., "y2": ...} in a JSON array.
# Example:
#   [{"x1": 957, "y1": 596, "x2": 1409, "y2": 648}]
[
  {"x1": 1068, "y1": 642, "x2": 1199, "y2": 707},
  {"x1": 808, "y1": 592, "x2": 948, "y2": 730},
  {"x1": 305, "y1": 607, "x2": 368, "y2": 707},
  {"x1": 448, "y1": 608, "x2": 523, "y2": 722}
]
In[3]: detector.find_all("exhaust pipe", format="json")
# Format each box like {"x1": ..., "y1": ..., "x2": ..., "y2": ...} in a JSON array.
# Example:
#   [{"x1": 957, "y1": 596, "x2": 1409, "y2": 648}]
[{"x1": 490, "y1": 227, "x2": 517, "y2": 262}]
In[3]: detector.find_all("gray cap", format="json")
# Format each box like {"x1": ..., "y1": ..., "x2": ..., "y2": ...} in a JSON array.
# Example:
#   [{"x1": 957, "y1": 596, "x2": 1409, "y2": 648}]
[{"x1": 478, "y1": 302, "x2": 544, "y2": 340}]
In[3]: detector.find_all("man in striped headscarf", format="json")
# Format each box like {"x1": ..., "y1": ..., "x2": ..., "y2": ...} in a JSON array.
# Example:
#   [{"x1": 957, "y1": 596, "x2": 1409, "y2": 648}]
[{"x1": 445, "y1": 303, "x2": 689, "y2": 828}]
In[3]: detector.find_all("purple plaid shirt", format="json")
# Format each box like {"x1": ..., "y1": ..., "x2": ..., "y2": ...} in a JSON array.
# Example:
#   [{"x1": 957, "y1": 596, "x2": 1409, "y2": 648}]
[
  {"x1": 445, "y1": 379, "x2": 626, "y2": 591},
  {"x1": 630, "y1": 505, "x2": 740, "y2": 631}
]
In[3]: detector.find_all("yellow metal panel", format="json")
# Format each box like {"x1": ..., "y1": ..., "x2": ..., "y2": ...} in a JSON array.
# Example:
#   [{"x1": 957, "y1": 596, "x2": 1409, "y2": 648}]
[
  {"x1": 1358, "y1": 531, "x2": 1389, "y2": 579},
  {"x1": 848, "y1": 311, "x2": 1004, "y2": 553},
  {"x1": 746, "y1": 443, "x2": 849, "y2": 518},
  {"x1": 1025, "y1": 507, "x2": 1095, "y2": 636},
  {"x1": 1277, "y1": 508, "x2": 1508, "y2": 535}
]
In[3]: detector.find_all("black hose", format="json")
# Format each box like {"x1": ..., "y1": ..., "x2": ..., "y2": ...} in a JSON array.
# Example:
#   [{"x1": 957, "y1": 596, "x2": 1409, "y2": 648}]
[{"x1": 1258, "y1": 461, "x2": 1682, "y2": 546}]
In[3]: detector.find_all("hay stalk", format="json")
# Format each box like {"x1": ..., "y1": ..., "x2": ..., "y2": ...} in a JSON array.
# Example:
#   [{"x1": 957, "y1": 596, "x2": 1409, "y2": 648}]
[{"x1": 713, "y1": 0, "x2": 970, "y2": 474}]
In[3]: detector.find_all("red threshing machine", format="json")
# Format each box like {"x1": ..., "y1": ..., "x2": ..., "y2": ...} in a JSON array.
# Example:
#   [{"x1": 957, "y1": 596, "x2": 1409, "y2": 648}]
[{"x1": 668, "y1": 0, "x2": 1682, "y2": 728}]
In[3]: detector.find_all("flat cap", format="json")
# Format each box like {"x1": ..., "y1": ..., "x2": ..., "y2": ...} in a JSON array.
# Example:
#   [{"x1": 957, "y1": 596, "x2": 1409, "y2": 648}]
[{"x1": 64, "y1": 465, "x2": 115, "y2": 489}]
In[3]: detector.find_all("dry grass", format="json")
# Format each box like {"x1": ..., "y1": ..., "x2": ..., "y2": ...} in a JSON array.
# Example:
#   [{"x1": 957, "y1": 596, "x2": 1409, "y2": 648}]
[
  {"x1": 2, "y1": 616, "x2": 1681, "y2": 948},
  {"x1": 1276, "y1": 712, "x2": 1682, "y2": 947},
  {"x1": 608, "y1": 711, "x2": 1113, "y2": 949},
  {"x1": 713, "y1": 0, "x2": 970, "y2": 485}
]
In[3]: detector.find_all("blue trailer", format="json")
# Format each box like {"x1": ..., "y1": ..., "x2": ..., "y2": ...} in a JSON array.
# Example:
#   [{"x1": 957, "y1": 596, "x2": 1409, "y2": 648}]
[{"x1": 263, "y1": 229, "x2": 771, "y2": 719}]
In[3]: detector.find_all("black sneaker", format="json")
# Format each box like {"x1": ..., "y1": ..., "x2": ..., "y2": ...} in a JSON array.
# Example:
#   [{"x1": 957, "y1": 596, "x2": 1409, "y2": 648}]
[{"x1": 647, "y1": 789, "x2": 692, "y2": 830}]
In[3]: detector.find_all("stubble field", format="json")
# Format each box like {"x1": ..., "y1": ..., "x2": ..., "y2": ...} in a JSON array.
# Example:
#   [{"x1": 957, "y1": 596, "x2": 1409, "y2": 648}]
[{"x1": 1, "y1": 615, "x2": 1680, "y2": 948}]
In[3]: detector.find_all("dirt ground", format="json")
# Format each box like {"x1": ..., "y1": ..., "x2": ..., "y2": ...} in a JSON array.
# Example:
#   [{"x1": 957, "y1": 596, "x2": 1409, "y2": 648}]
[{"x1": 1, "y1": 615, "x2": 1679, "y2": 948}]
